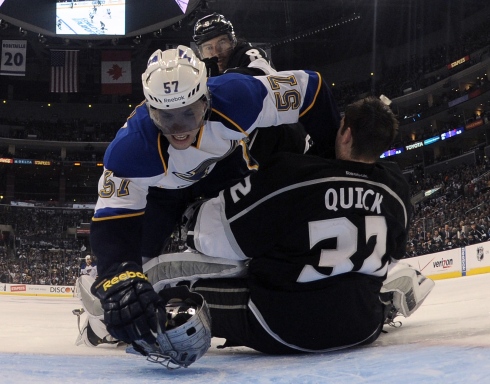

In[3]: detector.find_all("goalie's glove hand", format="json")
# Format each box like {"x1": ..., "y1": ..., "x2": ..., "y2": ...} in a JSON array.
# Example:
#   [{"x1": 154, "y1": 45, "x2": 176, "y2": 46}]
[
  {"x1": 91, "y1": 261, "x2": 167, "y2": 344},
  {"x1": 202, "y1": 56, "x2": 220, "y2": 77}
]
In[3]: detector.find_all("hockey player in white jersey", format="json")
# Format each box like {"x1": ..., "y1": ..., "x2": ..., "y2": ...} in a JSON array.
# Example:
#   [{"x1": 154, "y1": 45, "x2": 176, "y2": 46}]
[{"x1": 140, "y1": 13, "x2": 311, "y2": 260}]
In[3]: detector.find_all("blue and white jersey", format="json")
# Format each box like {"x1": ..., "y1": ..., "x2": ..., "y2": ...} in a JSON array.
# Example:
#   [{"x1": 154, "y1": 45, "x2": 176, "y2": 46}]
[
  {"x1": 93, "y1": 70, "x2": 337, "y2": 221},
  {"x1": 91, "y1": 69, "x2": 340, "y2": 274}
]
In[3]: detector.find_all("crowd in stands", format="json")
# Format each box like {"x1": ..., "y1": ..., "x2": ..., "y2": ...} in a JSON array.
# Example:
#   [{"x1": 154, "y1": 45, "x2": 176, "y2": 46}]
[
  {"x1": 1, "y1": 159, "x2": 490, "y2": 283},
  {"x1": 0, "y1": 206, "x2": 92, "y2": 285},
  {"x1": 332, "y1": 18, "x2": 490, "y2": 111},
  {"x1": 2, "y1": 12, "x2": 490, "y2": 284},
  {"x1": 0, "y1": 116, "x2": 121, "y2": 143},
  {"x1": 404, "y1": 157, "x2": 490, "y2": 257}
]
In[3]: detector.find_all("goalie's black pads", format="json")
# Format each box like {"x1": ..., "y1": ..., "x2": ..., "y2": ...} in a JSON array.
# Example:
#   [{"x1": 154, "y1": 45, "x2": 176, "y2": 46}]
[
  {"x1": 129, "y1": 286, "x2": 212, "y2": 369},
  {"x1": 91, "y1": 261, "x2": 167, "y2": 344}
]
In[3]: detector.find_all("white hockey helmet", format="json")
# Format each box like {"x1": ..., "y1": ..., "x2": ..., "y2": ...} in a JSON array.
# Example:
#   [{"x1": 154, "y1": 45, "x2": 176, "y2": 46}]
[{"x1": 142, "y1": 45, "x2": 209, "y2": 110}]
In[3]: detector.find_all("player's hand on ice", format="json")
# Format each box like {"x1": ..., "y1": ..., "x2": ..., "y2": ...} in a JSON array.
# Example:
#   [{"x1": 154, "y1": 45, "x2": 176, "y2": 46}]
[{"x1": 91, "y1": 261, "x2": 167, "y2": 344}]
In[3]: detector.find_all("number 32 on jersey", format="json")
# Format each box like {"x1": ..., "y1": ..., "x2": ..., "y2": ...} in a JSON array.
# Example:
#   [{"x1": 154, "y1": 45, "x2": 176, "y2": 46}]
[{"x1": 297, "y1": 216, "x2": 389, "y2": 282}]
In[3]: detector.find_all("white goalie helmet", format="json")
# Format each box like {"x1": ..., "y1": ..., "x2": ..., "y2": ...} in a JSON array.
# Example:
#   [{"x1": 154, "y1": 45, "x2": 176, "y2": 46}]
[
  {"x1": 142, "y1": 45, "x2": 209, "y2": 109},
  {"x1": 131, "y1": 285, "x2": 212, "y2": 369}
]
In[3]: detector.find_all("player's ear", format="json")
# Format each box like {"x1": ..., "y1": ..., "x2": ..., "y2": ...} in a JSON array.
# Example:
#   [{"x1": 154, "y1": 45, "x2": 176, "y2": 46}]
[{"x1": 339, "y1": 125, "x2": 352, "y2": 145}]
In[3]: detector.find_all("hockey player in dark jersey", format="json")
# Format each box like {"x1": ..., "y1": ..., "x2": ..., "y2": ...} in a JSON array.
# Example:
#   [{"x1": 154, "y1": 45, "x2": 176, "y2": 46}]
[
  {"x1": 87, "y1": 45, "x2": 340, "y2": 352},
  {"x1": 192, "y1": 12, "x2": 274, "y2": 77},
  {"x1": 144, "y1": 97, "x2": 434, "y2": 354}
]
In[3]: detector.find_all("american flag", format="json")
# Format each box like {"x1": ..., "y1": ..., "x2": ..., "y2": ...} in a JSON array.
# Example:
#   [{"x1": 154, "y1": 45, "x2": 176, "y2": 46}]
[{"x1": 50, "y1": 50, "x2": 78, "y2": 93}]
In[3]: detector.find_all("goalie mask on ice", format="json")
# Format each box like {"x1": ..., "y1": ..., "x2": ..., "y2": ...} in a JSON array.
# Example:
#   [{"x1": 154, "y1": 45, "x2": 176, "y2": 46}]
[{"x1": 129, "y1": 285, "x2": 212, "y2": 369}]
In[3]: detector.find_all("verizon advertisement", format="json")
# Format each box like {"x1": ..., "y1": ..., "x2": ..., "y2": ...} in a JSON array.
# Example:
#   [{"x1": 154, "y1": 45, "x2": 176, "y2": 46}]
[
  {"x1": 403, "y1": 248, "x2": 462, "y2": 280},
  {"x1": 401, "y1": 242, "x2": 490, "y2": 280},
  {"x1": 0, "y1": 284, "x2": 75, "y2": 297}
]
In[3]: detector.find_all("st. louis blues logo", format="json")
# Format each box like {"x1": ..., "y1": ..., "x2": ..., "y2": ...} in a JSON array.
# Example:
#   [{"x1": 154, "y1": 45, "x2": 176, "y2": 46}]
[
  {"x1": 173, "y1": 143, "x2": 237, "y2": 182},
  {"x1": 173, "y1": 156, "x2": 219, "y2": 182}
]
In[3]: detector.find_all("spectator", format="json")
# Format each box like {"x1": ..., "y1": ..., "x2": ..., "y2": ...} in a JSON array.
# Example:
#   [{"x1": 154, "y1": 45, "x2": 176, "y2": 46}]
[{"x1": 80, "y1": 255, "x2": 97, "y2": 278}]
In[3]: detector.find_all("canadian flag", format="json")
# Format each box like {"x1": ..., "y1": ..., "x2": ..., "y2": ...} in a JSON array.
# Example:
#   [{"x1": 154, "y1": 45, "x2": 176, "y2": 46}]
[{"x1": 101, "y1": 51, "x2": 132, "y2": 95}]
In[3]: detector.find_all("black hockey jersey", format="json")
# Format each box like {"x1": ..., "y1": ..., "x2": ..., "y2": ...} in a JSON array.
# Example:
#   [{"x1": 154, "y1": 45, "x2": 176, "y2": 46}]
[
  {"x1": 188, "y1": 152, "x2": 412, "y2": 351},
  {"x1": 190, "y1": 152, "x2": 412, "y2": 288}
]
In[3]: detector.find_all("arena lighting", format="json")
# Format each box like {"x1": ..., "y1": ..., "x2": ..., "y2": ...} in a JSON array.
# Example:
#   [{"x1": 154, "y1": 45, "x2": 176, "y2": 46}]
[
  {"x1": 38, "y1": 33, "x2": 47, "y2": 44},
  {"x1": 380, "y1": 147, "x2": 404, "y2": 159},
  {"x1": 441, "y1": 127, "x2": 464, "y2": 140},
  {"x1": 132, "y1": 35, "x2": 141, "y2": 45},
  {"x1": 270, "y1": 13, "x2": 361, "y2": 48},
  {"x1": 423, "y1": 136, "x2": 440, "y2": 146}
]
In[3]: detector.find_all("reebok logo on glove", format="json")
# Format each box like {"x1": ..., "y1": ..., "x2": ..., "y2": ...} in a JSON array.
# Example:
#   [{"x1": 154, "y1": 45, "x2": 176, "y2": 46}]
[{"x1": 99, "y1": 271, "x2": 149, "y2": 291}]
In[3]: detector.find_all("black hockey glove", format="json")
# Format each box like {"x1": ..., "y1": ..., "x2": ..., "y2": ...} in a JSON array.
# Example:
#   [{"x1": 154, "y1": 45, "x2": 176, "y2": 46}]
[
  {"x1": 202, "y1": 56, "x2": 220, "y2": 77},
  {"x1": 91, "y1": 261, "x2": 167, "y2": 344}
]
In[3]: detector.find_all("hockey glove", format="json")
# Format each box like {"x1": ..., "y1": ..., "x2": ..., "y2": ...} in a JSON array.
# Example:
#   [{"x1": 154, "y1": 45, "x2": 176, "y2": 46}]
[
  {"x1": 91, "y1": 261, "x2": 167, "y2": 344},
  {"x1": 202, "y1": 56, "x2": 220, "y2": 77}
]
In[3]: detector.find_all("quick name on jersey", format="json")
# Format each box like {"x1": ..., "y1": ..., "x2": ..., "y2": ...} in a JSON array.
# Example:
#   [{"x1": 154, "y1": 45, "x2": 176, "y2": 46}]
[{"x1": 325, "y1": 186, "x2": 384, "y2": 214}]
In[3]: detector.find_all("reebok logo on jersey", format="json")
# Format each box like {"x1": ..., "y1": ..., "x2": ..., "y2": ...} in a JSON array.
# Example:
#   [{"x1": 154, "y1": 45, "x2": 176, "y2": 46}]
[
  {"x1": 346, "y1": 171, "x2": 368, "y2": 178},
  {"x1": 102, "y1": 271, "x2": 148, "y2": 291},
  {"x1": 325, "y1": 187, "x2": 384, "y2": 214}
]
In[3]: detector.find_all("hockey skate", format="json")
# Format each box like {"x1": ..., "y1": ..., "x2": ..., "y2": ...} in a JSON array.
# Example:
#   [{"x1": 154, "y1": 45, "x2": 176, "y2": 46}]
[{"x1": 380, "y1": 263, "x2": 435, "y2": 327}]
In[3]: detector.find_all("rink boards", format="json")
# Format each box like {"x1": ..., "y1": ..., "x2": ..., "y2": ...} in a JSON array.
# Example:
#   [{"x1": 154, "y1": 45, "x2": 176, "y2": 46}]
[
  {"x1": 404, "y1": 242, "x2": 490, "y2": 280},
  {"x1": 2, "y1": 242, "x2": 490, "y2": 297}
]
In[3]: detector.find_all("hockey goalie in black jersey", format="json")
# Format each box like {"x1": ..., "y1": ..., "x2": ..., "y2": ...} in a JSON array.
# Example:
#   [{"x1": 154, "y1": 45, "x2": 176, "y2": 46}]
[{"x1": 151, "y1": 96, "x2": 434, "y2": 354}]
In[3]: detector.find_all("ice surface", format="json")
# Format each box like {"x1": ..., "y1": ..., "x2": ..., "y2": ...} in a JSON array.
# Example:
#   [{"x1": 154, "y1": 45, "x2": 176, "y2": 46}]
[{"x1": 1, "y1": 273, "x2": 489, "y2": 383}]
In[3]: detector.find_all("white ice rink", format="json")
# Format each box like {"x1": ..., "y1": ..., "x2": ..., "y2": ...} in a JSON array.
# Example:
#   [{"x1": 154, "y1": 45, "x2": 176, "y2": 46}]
[{"x1": 1, "y1": 273, "x2": 490, "y2": 383}]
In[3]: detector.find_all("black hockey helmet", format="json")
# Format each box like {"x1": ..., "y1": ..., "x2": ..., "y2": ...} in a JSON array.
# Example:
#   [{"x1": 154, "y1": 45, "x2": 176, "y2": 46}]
[{"x1": 193, "y1": 13, "x2": 236, "y2": 46}]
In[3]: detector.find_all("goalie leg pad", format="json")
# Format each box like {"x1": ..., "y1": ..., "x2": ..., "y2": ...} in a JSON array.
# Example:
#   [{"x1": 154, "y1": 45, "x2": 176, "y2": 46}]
[
  {"x1": 144, "y1": 252, "x2": 247, "y2": 292},
  {"x1": 74, "y1": 275, "x2": 119, "y2": 347},
  {"x1": 75, "y1": 275, "x2": 103, "y2": 317},
  {"x1": 380, "y1": 264, "x2": 435, "y2": 318}
]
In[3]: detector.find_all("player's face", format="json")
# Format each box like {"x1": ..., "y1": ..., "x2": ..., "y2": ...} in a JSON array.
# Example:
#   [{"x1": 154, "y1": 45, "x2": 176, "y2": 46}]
[
  {"x1": 199, "y1": 34, "x2": 234, "y2": 73},
  {"x1": 149, "y1": 100, "x2": 207, "y2": 150}
]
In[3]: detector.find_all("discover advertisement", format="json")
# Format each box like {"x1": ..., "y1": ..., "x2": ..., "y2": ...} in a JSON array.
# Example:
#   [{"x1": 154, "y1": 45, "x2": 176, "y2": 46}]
[{"x1": 0, "y1": 284, "x2": 75, "y2": 297}]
